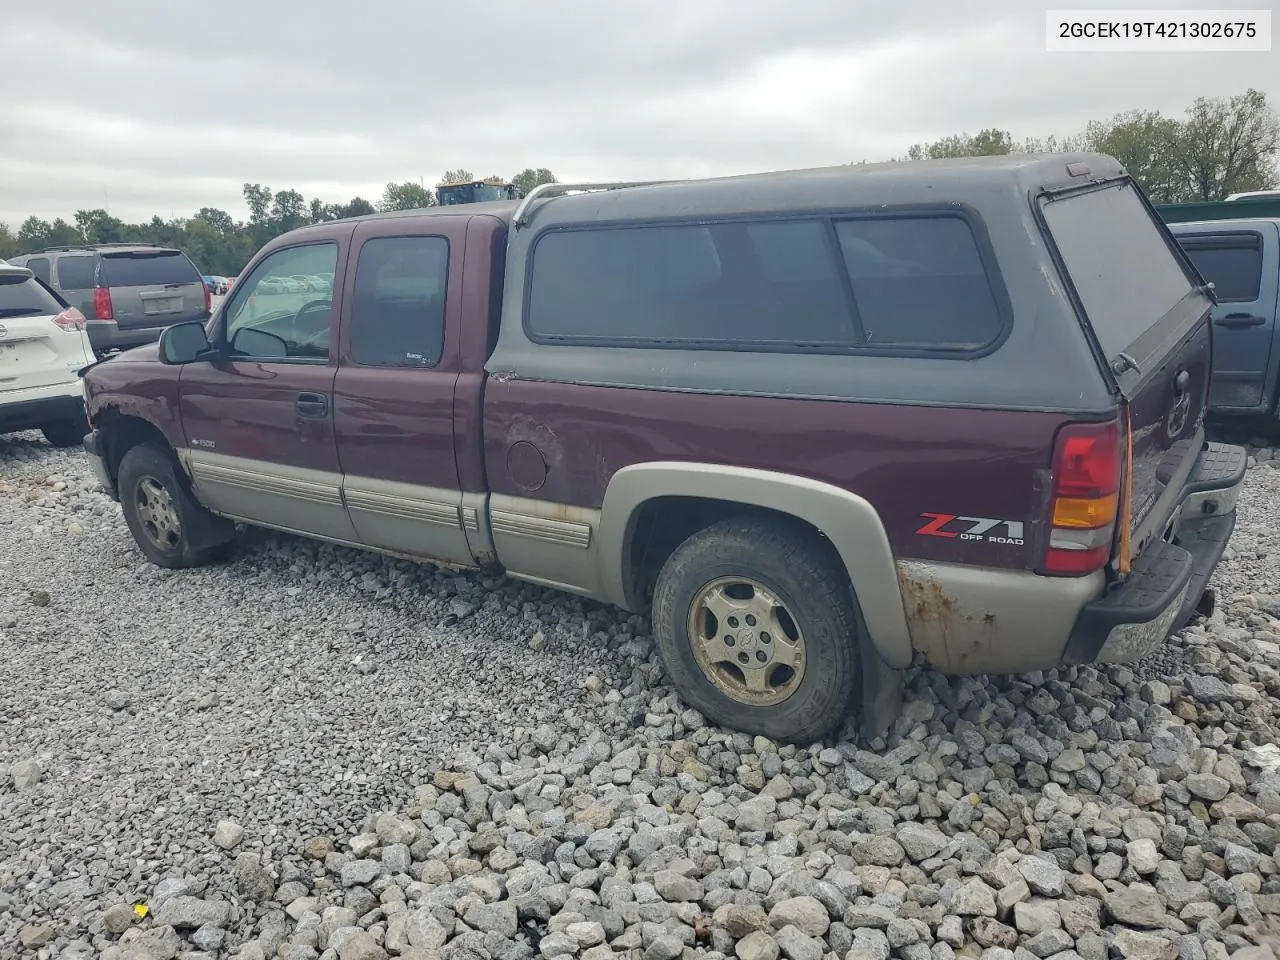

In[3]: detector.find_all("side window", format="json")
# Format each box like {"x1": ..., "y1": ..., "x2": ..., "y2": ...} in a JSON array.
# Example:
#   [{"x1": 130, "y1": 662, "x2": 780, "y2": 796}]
[
  {"x1": 526, "y1": 220, "x2": 857, "y2": 347},
  {"x1": 835, "y1": 217, "x2": 1004, "y2": 350},
  {"x1": 1181, "y1": 235, "x2": 1263, "y2": 302},
  {"x1": 56, "y1": 256, "x2": 95, "y2": 290},
  {"x1": 27, "y1": 257, "x2": 51, "y2": 284},
  {"x1": 224, "y1": 242, "x2": 338, "y2": 360},
  {"x1": 349, "y1": 236, "x2": 449, "y2": 367}
]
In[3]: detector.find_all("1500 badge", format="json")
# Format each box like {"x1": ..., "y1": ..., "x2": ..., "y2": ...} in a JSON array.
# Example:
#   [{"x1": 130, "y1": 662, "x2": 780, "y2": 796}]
[{"x1": 916, "y1": 513, "x2": 1025, "y2": 545}]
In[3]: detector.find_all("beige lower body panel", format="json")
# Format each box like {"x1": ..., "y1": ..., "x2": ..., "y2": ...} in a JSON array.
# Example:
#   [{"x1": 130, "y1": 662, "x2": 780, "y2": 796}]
[
  {"x1": 489, "y1": 493, "x2": 602, "y2": 596},
  {"x1": 184, "y1": 450, "x2": 359, "y2": 543},
  {"x1": 896, "y1": 558, "x2": 1104, "y2": 675},
  {"x1": 343, "y1": 475, "x2": 475, "y2": 567}
]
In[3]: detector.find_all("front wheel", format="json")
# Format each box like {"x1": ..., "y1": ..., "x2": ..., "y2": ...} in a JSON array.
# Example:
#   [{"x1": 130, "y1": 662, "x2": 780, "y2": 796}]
[
  {"x1": 117, "y1": 443, "x2": 236, "y2": 568},
  {"x1": 651, "y1": 517, "x2": 861, "y2": 743}
]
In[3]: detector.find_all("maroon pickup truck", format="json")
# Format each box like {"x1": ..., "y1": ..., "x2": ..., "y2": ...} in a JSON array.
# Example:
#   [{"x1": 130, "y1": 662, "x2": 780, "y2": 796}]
[{"x1": 81, "y1": 154, "x2": 1247, "y2": 743}]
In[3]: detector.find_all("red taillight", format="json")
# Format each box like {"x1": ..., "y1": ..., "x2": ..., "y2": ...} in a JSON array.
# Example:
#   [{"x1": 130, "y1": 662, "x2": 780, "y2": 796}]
[
  {"x1": 1042, "y1": 420, "x2": 1123, "y2": 576},
  {"x1": 52, "y1": 306, "x2": 87, "y2": 332},
  {"x1": 94, "y1": 287, "x2": 114, "y2": 320},
  {"x1": 203, "y1": 282, "x2": 211, "y2": 313}
]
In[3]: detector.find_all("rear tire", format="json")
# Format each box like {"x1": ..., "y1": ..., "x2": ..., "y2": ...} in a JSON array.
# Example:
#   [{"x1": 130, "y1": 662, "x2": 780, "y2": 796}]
[
  {"x1": 117, "y1": 443, "x2": 236, "y2": 568},
  {"x1": 651, "y1": 516, "x2": 861, "y2": 743},
  {"x1": 41, "y1": 418, "x2": 88, "y2": 448}
]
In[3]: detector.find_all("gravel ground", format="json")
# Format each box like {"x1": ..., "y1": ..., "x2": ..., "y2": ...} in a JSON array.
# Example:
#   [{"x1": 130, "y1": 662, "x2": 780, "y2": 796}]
[{"x1": 2, "y1": 433, "x2": 1280, "y2": 960}]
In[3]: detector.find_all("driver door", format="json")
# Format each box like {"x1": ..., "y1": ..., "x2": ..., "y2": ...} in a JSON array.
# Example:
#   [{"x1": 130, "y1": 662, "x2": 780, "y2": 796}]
[{"x1": 177, "y1": 229, "x2": 359, "y2": 543}]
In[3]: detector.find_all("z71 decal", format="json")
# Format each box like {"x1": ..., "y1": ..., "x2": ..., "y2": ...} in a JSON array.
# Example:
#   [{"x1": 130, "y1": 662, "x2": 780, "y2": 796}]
[{"x1": 916, "y1": 513, "x2": 1025, "y2": 545}]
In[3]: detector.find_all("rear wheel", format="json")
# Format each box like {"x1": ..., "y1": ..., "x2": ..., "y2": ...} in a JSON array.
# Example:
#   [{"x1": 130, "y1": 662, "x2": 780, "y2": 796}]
[
  {"x1": 651, "y1": 517, "x2": 861, "y2": 743},
  {"x1": 41, "y1": 418, "x2": 88, "y2": 448},
  {"x1": 117, "y1": 443, "x2": 236, "y2": 568}
]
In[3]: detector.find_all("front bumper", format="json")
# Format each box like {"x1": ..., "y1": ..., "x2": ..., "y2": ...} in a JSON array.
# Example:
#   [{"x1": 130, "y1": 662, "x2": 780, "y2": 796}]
[
  {"x1": 1063, "y1": 440, "x2": 1247, "y2": 665},
  {"x1": 83, "y1": 428, "x2": 118, "y2": 500}
]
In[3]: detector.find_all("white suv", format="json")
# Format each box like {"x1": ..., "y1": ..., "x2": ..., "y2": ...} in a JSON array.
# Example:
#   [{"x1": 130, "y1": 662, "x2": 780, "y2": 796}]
[{"x1": 0, "y1": 260, "x2": 93, "y2": 446}]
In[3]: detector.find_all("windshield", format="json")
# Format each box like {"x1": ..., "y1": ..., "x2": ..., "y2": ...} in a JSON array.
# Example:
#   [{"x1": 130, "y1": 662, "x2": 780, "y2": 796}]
[{"x1": 0, "y1": 273, "x2": 65, "y2": 318}]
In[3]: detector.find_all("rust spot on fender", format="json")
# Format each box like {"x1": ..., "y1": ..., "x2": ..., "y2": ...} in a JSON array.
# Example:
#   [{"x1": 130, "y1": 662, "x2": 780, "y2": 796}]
[{"x1": 897, "y1": 566, "x2": 996, "y2": 674}]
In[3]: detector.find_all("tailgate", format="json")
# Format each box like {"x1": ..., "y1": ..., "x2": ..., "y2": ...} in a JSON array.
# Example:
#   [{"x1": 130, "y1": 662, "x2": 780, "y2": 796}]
[
  {"x1": 1040, "y1": 179, "x2": 1214, "y2": 562},
  {"x1": 100, "y1": 251, "x2": 207, "y2": 330}
]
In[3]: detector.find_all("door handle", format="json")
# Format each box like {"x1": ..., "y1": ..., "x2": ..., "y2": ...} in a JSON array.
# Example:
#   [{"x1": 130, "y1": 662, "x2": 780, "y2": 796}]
[
  {"x1": 1216, "y1": 313, "x2": 1266, "y2": 329},
  {"x1": 295, "y1": 392, "x2": 328, "y2": 418}
]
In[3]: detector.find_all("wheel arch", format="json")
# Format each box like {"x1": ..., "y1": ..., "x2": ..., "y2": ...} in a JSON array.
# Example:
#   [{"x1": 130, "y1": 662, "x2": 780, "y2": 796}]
[
  {"x1": 95, "y1": 408, "x2": 181, "y2": 487},
  {"x1": 597, "y1": 461, "x2": 913, "y2": 670}
]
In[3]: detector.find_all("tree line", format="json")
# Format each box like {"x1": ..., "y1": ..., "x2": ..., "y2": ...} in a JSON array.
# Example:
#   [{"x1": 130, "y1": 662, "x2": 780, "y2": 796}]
[
  {"x1": 891, "y1": 88, "x2": 1278, "y2": 203},
  {"x1": 4, "y1": 88, "x2": 1275, "y2": 275},
  {"x1": 0, "y1": 168, "x2": 558, "y2": 277}
]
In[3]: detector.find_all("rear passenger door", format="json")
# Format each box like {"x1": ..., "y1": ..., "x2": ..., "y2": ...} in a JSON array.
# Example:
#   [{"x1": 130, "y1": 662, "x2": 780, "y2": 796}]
[
  {"x1": 333, "y1": 219, "x2": 474, "y2": 565},
  {"x1": 1177, "y1": 226, "x2": 1280, "y2": 413}
]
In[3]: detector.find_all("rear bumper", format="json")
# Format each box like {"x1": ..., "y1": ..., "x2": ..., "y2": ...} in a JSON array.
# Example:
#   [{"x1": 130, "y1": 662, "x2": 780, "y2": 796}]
[
  {"x1": 0, "y1": 382, "x2": 85, "y2": 434},
  {"x1": 1062, "y1": 440, "x2": 1247, "y2": 665},
  {"x1": 83, "y1": 427, "x2": 117, "y2": 500},
  {"x1": 87, "y1": 314, "x2": 208, "y2": 354}
]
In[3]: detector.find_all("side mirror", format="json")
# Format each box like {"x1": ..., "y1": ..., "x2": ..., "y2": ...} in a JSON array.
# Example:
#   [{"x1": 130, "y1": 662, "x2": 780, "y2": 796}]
[
  {"x1": 158, "y1": 321, "x2": 212, "y2": 364},
  {"x1": 231, "y1": 327, "x2": 289, "y2": 359}
]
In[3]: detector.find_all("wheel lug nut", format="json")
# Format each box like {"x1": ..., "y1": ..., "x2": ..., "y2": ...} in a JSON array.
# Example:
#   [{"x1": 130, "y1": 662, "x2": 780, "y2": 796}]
[
  {"x1": 727, "y1": 616, "x2": 739, "y2": 628},
  {"x1": 724, "y1": 636, "x2": 735, "y2": 646},
  {"x1": 746, "y1": 614, "x2": 757, "y2": 626},
  {"x1": 760, "y1": 632, "x2": 771, "y2": 643},
  {"x1": 756, "y1": 651, "x2": 767, "y2": 662},
  {"x1": 738, "y1": 653, "x2": 749, "y2": 664}
]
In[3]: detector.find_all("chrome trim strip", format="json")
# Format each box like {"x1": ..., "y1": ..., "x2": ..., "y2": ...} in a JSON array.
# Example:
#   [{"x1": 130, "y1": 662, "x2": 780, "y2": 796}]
[
  {"x1": 190, "y1": 460, "x2": 343, "y2": 507},
  {"x1": 491, "y1": 510, "x2": 592, "y2": 548},
  {"x1": 344, "y1": 487, "x2": 461, "y2": 527}
]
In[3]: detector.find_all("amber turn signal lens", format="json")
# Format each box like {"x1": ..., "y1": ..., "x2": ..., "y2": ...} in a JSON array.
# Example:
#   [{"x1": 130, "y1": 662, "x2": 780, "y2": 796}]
[{"x1": 1052, "y1": 493, "x2": 1119, "y2": 529}]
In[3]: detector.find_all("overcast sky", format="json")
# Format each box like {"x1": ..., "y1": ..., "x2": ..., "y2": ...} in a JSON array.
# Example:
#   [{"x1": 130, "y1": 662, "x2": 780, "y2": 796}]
[{"x1": 1, "y1": 0, "x2": 1275, "y2": 227}]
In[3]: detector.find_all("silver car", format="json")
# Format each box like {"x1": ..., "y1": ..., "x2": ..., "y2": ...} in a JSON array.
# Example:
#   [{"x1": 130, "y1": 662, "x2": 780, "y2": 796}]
[{"x1": 7, "y1": 243, "x2": 210, "y2": 357}]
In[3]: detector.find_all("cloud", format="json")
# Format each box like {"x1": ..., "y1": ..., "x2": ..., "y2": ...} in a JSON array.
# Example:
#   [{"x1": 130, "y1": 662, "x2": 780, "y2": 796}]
[{"x1": 1, "y1": 0, "x2": 1275, "y2": 225}]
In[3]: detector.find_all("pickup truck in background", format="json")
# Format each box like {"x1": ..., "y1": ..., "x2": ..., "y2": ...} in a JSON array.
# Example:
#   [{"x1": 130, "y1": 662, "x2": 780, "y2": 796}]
[
  {"x1": 1166, "y1": 218, "x2": 1280, "y2": 421},
  {"x1": 80, "y1": 154, "x2": 1246, "y2": 744}
]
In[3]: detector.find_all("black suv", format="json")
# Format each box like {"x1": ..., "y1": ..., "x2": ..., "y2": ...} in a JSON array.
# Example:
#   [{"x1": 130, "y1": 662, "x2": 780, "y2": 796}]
[{"x1": 8, "y1": 244, "x2": 210, "y2": 357}]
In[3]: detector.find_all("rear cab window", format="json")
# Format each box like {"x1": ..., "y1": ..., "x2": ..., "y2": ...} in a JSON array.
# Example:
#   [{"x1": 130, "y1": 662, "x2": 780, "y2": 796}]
[
  {"x1": 525, "y1": 214, "x2": 1006, "y2": 353},
  {"x1": 1040, "y1": 180, "x2": 1203, "y2": 367},
  {"x1": 100, "y1": 251, "x2": 202, "y2": 287},
  {"x1": 0, "y1": 272, "x2": 65, "y2": 318}
]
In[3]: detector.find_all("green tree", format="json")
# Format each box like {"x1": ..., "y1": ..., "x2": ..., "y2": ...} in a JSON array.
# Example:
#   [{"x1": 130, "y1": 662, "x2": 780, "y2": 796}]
[
  {"x1": 512, "y1": 167, "x2": 558, "y2": 198},
  {"x1": 269, "y1": 190, "x2": 308, "y2": 232},
  {"x1": 0, "y1": 222, "x2": 19, "y2": 260},
  {"x1": 906, "y1": 128, "x2": 1015, "y2": 160},
  {"x1": 242, "y1": 183, "x2": 273, "y2": 224},
  {"x1": 1080, "y1": 110, "x2": 1184, "y2": 202},
  {"x1": 309, "y1": 198, "x2": 332, "y2": 223},
  {"x1": 74, "y1": 208, "x2": 125, "y2": 244},
  {"x1": 332, "y1": 197, "x2": 376, "y2": 219},
  {"x1": 439, "y1": 168, "x2": 475, "y2": 185},
  {"x1": 17, "y1": 216, "x2": 54, "y2": 250},
  {"x1": 1170, "y1": 88, "x2": 1280, "y2": 200},
  {"x1": 378, "y1": 181, "x2": 437, "y2": 211},
  {"x1": 194, "y1": 207, "x2": 236, "y2": 234}
]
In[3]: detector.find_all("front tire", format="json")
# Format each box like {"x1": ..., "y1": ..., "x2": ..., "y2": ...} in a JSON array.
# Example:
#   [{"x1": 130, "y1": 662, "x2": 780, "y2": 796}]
[
  {"x1": 117, "y1": 443, "x2": 236, "y2": 568},
  {"x1": 41, "y1": 418, "x2": 88, "y2": 448},
  {"x1": 651, "y1": 517, "x2": 861, "y2": 743}
]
